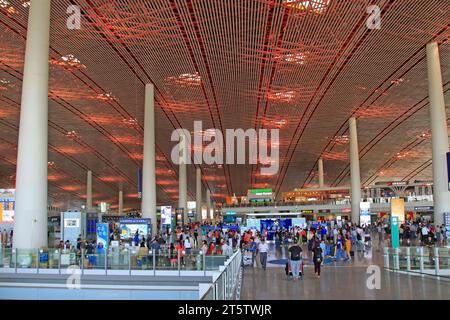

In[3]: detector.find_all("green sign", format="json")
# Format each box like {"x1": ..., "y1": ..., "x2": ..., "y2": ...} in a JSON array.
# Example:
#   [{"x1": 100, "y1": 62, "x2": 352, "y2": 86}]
[
  {"x1": 249, "y1": 188, "x2": 272, "y2": 194},
  {"x1": 391, "y1": 216, "x2": 399, "y2": 248}
]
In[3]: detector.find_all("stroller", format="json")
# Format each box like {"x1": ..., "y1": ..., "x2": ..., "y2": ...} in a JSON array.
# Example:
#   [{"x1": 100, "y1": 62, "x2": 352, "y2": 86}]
[{"x1": 285, "y1": 259, "x2": 303, "y2": 279}]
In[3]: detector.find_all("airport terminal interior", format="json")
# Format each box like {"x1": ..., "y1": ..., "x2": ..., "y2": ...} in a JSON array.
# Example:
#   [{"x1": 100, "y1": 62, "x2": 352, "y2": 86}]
[{"x1": 0, "y1": 0, "x2": 449, "y2": 300}]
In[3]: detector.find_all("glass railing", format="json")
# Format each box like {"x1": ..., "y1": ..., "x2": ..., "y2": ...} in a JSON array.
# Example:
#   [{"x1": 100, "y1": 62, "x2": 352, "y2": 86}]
[
  {"x1": 200, "y1": 249, "x2": 242, "y2": 300},
  {"x1": 384, "y1": 246, "x2": 450, "y2": 278},
  {"x1": 0, "y1": 247, "x2": 235, "y2": 275}
]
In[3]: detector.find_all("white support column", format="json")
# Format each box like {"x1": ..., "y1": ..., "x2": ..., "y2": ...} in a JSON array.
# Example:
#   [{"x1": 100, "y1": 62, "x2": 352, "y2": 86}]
[
  {"x1": 178, "y1": 133, "x2": 188, "y2": 224},
  {"x1": 118, "y1": 190, "x2": 123, "y2": 215},
  {"x1": 318, "y1": 158, "x2": 324, "y2": 188},
  {"x1": 86, "y1": 170, "x2": 92, "y2": 211},
  {"x1": 142, "y1": 84, "x2": 157, "y2": 235},
  {"x1": 196, "y1": 168, "x2": 202, "y2": 223},
  {"x1": 206, "y1": 189, "x2": 211, "y2": 222},
  {"x1": 13, "y1": 0, "x2": 51, "y2": 249},
  {"x1": 426, "y1": 42, "x2": 450, "y2": 226},
  {"x1": 349, "y1": 117, "x2": 361, "y2": 225}
]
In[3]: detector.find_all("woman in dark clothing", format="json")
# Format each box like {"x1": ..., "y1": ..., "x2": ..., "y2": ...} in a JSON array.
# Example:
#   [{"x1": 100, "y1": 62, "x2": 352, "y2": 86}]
[{"x1": 313, "y1": 246, "x2": 323, "y2": 278}]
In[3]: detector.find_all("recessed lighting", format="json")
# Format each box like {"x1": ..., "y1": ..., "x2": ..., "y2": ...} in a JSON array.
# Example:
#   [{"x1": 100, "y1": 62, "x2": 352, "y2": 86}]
[
  {"x1": 122, "y1": 117, "x2": 138, "y2": 127},
  {"x1": 97, "y1": 92, "x2": 117, "y2": 101},
  {"x1": 60, "y1": 54, "x2": 85, "y2": 68},
  {"x1": 66, "y1": 130, "x2": 80, "y2": 140},
  {"x1": 274, "y1": 52, "x2": 308, "y2": 65}
]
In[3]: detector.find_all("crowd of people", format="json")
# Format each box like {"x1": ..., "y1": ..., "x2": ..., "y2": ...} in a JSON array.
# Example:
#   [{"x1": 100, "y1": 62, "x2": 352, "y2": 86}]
[{"x1": 31, "y1": 217, "x2": 448, "y2": 273}]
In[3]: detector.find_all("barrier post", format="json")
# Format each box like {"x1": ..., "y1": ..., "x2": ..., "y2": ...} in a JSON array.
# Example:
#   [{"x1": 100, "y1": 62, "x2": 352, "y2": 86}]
[
  {"x1": 153, "y1": 250, "x2": 156, "y2": 276},
  {"x1": 14, "y1": 249, "x2": 17, "y2": 273},
  {"x1": 434, "y1": 247, "x2": 439, "y2": 276},
  {"x1": 178, "y1": 250, "x2": 181, "y2": 277},
  {"x1": 128, "y1": 249, "x2": 131, "y2": 276},
  {"x1": 406, "y1": 247, "x2": 411, "y2": 271},
  {"x1": 419, "y1": 247, "x2": 424, "y2": 275},
  {"x1": 36, "y1": 249, "x2": 40, "y2": 273},
  {"x1": 58, "y1": 249, "x2": 61, "y2": 275},
  {"x1": 394, "y1": 248, "x2": 400, "y2": 271},
  {"x1": 203, "y1": 251, "x2": 206, "y2": 276}
]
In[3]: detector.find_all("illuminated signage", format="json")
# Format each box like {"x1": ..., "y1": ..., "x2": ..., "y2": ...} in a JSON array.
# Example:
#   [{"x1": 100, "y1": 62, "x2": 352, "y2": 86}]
[
  {"x1": 161, "y1": 206, "x2": 172, "y2": 225},
  {"x1": 360, "y1": 202, "x2": 370, "y2": 216},
  {"x1": 225, "y1": 211, "x2": 236, "y2": 215},
  {"x1": 387, "y1": 181, "x2": 408, "y2": 186},
  {"x1": 249, "y1": 188, "x2": 272, "y2": 195},
  {"x1": 414, "y1": 206, "x2": 433, "y2": 212},
  {"x1": 391, "y1": 198, "x2": 405, "y2": 223},
  {"x1": 301, "y1": 210, "x2": 314, "y2": 214}
]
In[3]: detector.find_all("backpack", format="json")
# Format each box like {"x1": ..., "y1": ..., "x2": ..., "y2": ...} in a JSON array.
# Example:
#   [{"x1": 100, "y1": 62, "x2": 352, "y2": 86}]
[{"x1": 290, "y1": 246, "x2": 301, "y2": 260}]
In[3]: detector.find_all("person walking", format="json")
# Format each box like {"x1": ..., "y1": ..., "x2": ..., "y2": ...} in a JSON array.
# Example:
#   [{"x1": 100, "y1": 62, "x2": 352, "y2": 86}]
[
  {"x1": 259, "y1": 238, "x2": 269, "y2": 270},
  {"x1": 313, "y1": 245, "x2": 323, "y2": 278},
  {"x1": 249, "y1": 237, "x2": 258, "y2": 267},
  {"x1": 288, "y1": 242, "x2": 303, "y2": 280}
]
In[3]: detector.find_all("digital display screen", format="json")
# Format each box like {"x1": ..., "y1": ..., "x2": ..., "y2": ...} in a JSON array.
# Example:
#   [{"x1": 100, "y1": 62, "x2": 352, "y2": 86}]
[{"x1": 120, "y1": 223, "x2": 148, "y2": 240}]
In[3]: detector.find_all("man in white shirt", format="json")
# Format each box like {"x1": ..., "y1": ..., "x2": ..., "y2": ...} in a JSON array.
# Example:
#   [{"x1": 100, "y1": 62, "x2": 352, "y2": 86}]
[{"x1": 258, "y1": 239, "x2": 270, "y2": 270}]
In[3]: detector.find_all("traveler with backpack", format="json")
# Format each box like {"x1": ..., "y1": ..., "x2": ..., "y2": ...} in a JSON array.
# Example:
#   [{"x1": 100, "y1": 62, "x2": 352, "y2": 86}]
[{"x1": 288, "y1": 242, "x2": 303, "y2": 280}]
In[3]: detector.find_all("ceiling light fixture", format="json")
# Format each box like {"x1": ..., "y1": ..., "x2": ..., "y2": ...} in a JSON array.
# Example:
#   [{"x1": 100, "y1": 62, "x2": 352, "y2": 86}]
[
  {"x1": 274, "y1": 52, "x2": 308, "y2": 65},
  {"x1": 98, "y1": 92, "x2": 117, "y2": 101},
  {"x1": 65, "y1": 130, "x2": 80, "y2": 140},
  {"x1": 266, "y1": 90, "x2": 296, "y2": 103},
  {"x1": 60, "y1": 54, "x2": 85, "y2": 69},
  {"x1": 122, "y1": 117, "x2": 138, "y2": 127}
]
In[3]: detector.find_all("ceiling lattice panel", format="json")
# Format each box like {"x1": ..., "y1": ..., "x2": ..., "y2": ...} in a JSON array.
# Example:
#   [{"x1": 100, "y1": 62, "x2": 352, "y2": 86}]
[{"x1": 0, "y1": 0, "x2": 449, "y2": 208}]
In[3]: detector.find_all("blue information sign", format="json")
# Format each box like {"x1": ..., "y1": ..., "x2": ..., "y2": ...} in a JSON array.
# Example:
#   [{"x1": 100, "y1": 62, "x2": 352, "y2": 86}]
[{"x1": 96, "y1": 223, "x2": 109, "y2": 248}]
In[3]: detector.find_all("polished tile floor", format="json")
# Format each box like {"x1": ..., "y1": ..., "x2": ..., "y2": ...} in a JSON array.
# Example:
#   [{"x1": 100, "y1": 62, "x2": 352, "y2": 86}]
[{"x1": 241, "y1": 242, "x2": 450, "y2": 300}]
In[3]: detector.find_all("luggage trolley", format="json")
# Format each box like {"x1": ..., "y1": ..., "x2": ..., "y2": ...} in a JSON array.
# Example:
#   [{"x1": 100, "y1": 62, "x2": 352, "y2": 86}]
[
  {"x1": 285, "y1": 258, "x2": 303, "y2": 279},
  {"x1": 242, "y1": 248, "x2": 254, "y2": 267}
]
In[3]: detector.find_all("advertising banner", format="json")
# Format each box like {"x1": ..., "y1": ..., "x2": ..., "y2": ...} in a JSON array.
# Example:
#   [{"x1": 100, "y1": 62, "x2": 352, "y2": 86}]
[
  {"x1": 137, "y1": 168, "x2": 142, "y2": 199},
  {"x1": 391, "y1": 198, "x2": 405, "y2": 223},
  {"x1": 161, "y1": 206, "x2": 172, "y2": 226},
  {"x1": 96, "y1": 223, "x2": 109, "y2": 248}
]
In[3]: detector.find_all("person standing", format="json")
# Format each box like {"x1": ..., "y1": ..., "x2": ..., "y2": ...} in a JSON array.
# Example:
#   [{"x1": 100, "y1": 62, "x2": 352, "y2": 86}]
[
  {"x1": 184, "y1": 236, "x2": 192, "y2": 254},
  {"x1": 288, "y1": 242, "x2": 303, "y2": 280},
  {"x1": 259, "y1": 238, "x2": 269, "y2": 270},
  {"x1": 313, "y1": 245, "x2": 323, "y2": 278}
]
